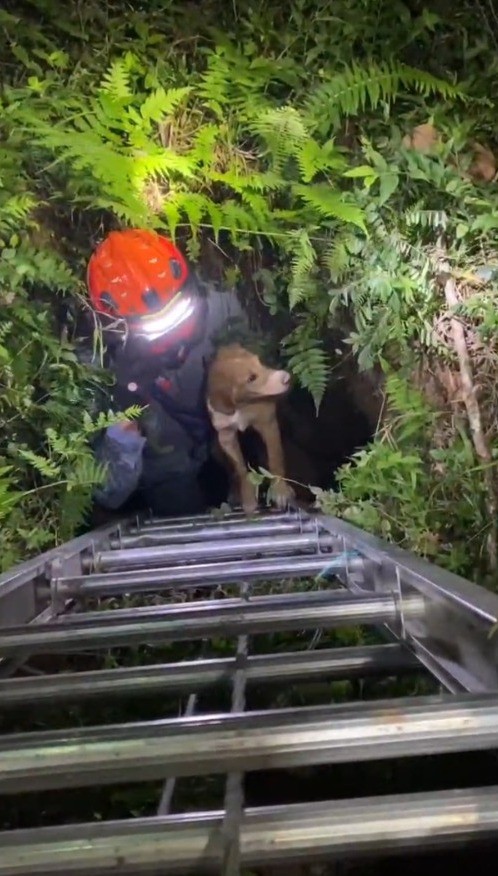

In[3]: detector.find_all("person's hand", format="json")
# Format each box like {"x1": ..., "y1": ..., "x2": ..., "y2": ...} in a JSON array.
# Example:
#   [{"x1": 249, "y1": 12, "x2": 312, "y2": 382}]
[{"x1": 106, "y1": 419, "x2": 145, "y2": 445}]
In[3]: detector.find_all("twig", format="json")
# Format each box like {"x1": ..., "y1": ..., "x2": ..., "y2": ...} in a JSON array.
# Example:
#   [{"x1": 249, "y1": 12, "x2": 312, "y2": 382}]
[{"x1": 436, "y1": 240, "x2": 497, "y2": 572}]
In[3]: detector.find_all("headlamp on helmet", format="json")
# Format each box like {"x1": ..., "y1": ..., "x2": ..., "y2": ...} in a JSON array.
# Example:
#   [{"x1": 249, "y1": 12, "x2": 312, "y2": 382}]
[{"x1": 136, "y1": 293, "x2": 196, "y2": 342}]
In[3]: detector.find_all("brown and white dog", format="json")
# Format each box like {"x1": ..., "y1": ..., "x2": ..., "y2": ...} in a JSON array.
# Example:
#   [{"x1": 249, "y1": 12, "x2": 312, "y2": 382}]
[{"x1": 206, "y1": 344, "x2": 295, "y2": 514}]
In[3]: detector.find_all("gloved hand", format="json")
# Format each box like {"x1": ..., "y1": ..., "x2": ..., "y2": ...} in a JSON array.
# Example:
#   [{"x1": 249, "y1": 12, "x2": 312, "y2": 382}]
[{"x1": 106, "y1": 420, "x2": 146, "y2": 447}]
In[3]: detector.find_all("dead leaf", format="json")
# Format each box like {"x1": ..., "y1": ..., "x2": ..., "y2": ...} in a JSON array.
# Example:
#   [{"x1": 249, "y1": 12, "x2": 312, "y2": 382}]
[
  {"x1": 402, "y1": 123, "x2": 441, "y2": 154},
  {"x1": 468, "y1": 141, "x2": 496, "y2": 183}
]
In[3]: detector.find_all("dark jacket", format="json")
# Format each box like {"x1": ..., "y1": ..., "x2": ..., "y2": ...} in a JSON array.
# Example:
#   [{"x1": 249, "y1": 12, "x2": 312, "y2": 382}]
[{"x1": 93, "y1": 286, "x2": 249, "y2": 511}]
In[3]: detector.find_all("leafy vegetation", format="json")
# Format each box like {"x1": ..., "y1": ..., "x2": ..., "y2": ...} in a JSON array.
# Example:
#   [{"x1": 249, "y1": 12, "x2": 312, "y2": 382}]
[{"x1": 1, "y1": 0, "x2": 498, "y2": 580}]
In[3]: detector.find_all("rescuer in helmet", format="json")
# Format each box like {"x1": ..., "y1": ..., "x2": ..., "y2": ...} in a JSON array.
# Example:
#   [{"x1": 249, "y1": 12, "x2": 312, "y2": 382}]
[{"x1": 87, "y1": 228, "x2": 249, "y2": 516}]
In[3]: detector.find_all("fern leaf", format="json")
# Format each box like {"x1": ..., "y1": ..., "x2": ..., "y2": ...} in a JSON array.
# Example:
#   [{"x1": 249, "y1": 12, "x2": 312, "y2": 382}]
[
  {"x1": 296, "y1": 139, "x2": 348, "y2": 183},
  {"x1": 222, "y1": 200, "x2": 259, "y2": 233},
  {"x1": 131, "y1": 149, "x2": 196, "y2": 184},
  {"x1": 30, "y1": 249, "x2": 75, "y2": 291},
  {"x1": 322, "y1": 233, "x2": 354, "y2": 283},
  {"x1": 100, "y1": 58, "x2": 133, "y2": 100},
  {"x1": 235, "y1": 171, "x2": 284, "y2": 192},
  {"x1": 58, "y1": 482, "x2": 94, "y2": 540},
  {"x1": 285, "y1": 230, "x2": 317, "y2": 309},
  {"x1": 190, "y1": 124, "x2": 220, "y2": 165},
  {"x1": 139, "y1": 86, "x2": 191, "y2": 124},
  {"x1": 239, "y1": 190, "x2": 272, "y2": 225},
  {"x1": 161, "y1": 197, "x2": 182, "y2": 239},
  {"x1": 181, "y1": 192, "x2": 210, "y2": 230},
  {"x1": 293, "y1": 183, "x2": 366, "y2": 231},
  {"x1": 0, "y1": 194, "x2": 36, "y2": 230},
  {"x1": 405, "y1": 209, "x2": 448, "y2": 229},
  {"x1": 205, "y1": 198, "x2": 224, "y2": 242},
  {"x1": 94, "y1": 195, "x2": 148, "y2": 225},
  {"x1": 305, "y1": 61, "x2": 461, "y2": 133},
  {"x1": 249, "y1": 106, "x2": 309, "y2": 170},
  {"x1": 17, "y1": 448, "x2": 61, "y2": 479},
  {"x1": 281, "y1": 325, "x2": 330, "y2": 411},
  {"x1": 398, "y1": 65, "x2": 462, "y2": 100}
]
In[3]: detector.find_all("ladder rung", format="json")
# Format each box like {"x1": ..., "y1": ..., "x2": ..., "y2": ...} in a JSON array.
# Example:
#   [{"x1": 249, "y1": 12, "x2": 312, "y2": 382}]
[
  {"x1": 89, "y1": 532, "x2": 336, "y2": 572},
  {"x1": 58, "y1": 553, "x2": 362, "y2": 598},
  {"x1": 138, "y1": 509, "x2": 298, "y2": 526},
  {"x1": 0, "y1": 693, "x2": 497, "y2": 793},
  {"x1": 57, "y1": 554, "x2": 354, "y2": 597},
  {"x1": 0, "y1": 644, "x2": 420, "y2": 708},
  {"x1": 0, "y1": 786, "x2": 497, "y2": 875},
  {"x1": 0, "y1": 591, "x2": 410, "y2": 655},
  {"x1": 111, "y1": 518, "x2": 315, "y2": 549}
]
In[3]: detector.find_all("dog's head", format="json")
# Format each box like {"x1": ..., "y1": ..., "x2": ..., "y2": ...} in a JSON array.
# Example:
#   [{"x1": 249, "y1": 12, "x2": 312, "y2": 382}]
[{"x1": 208, "y1": 344, "x2": 291, "y2": 410}]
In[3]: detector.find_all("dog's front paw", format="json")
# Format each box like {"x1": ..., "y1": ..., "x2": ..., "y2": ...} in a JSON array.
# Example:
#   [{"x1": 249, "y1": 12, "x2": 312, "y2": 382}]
[
  {"x1": 268, "y1": 478, "x2": 295, "y2": 510},
  {"x1": 241, "y1": 481, "x2": 259, "y2": 515}
]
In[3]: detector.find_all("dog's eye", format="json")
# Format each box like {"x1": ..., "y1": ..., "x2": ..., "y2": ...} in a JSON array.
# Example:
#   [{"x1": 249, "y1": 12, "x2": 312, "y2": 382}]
[{"x1": 247, "y1": 373, "x2": 258, "y2": 383}]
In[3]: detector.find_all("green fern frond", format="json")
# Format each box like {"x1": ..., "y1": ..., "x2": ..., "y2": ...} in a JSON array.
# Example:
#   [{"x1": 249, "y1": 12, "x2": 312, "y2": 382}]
[
  {"x1": 285, "y1": 230, "x2": 317, "y2": 309},
  {"x1": 296, "y1": 139, "x2": 348, "y2": 183},
  {"x1": 0, "y1": 194, "x2": 36, "y2": 229},
  {"x1": 30, "y1": 248, "x2": 75, "y2": 290},
  {"x1": 281, "y1": 324, "x2": 330, "y2": 411},
  {"x1": 0, "y1": 466, "x2": 21, "y2": 522},
  {"x1": 198, "y1": 54, "x2": 232, "y2": 114},
  {"x1": 1, "y1": 243, "x2": 75, "y2": 292},
  {"x1": 191, "y1": 125, "x2": 220, "y2": 165},
  {"x1": 322, "y1": 233, "x2": 354, "y2": 283},
  {"x1": 161, "y1": 191, "x2": 211, "y2": 233},
  {"x1": 249, "y1": 106, "x2": 309, "y2": 170},
  {"x1": 139, "y1": 86, "x2": 191, "y2": 124},
  {"x1": 17, "y1": 447, "x2": 60, "y2": 479},
  {"x1": 100, "y1": 57, "x2": 133, "y2": 100},
  {"x1": 397, "y1": 65, "x2": 461, "y2": 100},
  {"x1": 131, "y1": 149, "x2": 196, "y2": 184},
  {"x1": 82, "y1": 407, "x2": 143, "y2": 434},
  {"x1": 181, "y1": 192, "x2": 211, "y2": 230},
  {"x1": 305, "y1": 61, "x2": 461, "y2": 133},
  {"x1": 239, "y1": 190, "x2": 272, "y2": 225},
  {"x1": 228, "y1": 171, "x2": 284, "y2": 192},
  {"x1": 91, "y1": 93, "x2": 129, "y2": 131},
  {"x1": 58, "y1": 488, "x2": 92, "y2": 539},
  {"x1": 65, "y1": 456, "x2": 107, "y2": 490},
  {"x1": 384, "y1": 372, "x2": 432, "y2": 431},
  {"x1": 293, "y1": 183, "x2": 366, "y2": 231},
  {"x1": 205, "y1": 198, "x2": 224, "y2": 241},
  {"x1": 94, "y1": 195, "x2": 148, "y2": 225},
  {"x1": 222, "y1": 200, "x2": 260, "y2": 234},
  {"x1": 405, "y1": 209, "x2": 448, "y2": 229}
]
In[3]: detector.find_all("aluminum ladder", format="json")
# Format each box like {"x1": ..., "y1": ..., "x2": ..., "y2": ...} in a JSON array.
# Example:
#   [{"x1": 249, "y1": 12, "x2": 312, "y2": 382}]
[{"x1": 1, "y1": 506, "x2": 498, "y2": 874}]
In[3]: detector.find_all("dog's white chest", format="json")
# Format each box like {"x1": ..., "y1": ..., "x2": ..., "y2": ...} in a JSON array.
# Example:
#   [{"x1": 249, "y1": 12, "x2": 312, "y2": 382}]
[{"x1": 207, "y1": 402, "x2": 249, "y2": 432}]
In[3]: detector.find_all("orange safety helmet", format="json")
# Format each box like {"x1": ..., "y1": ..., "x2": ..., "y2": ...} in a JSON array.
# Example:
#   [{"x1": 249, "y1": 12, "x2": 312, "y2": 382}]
[
  {"x1": 87, "y1": 228, "x2": 189, "y2": 320},
  {"x1": 87, "y1": 229, "x2": 207, "y2": 362}
]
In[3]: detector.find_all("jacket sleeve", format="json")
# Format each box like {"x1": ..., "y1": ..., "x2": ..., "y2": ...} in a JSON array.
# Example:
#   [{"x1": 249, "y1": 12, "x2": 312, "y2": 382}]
[{"x1": 93, "y1": 424, "x2": 147, "y2": 510}]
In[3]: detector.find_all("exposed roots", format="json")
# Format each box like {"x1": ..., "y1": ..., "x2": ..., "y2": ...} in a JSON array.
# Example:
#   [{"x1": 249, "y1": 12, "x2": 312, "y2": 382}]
[{"x1": 433, "y1": 246, "x2": 498, "y2": 573}]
